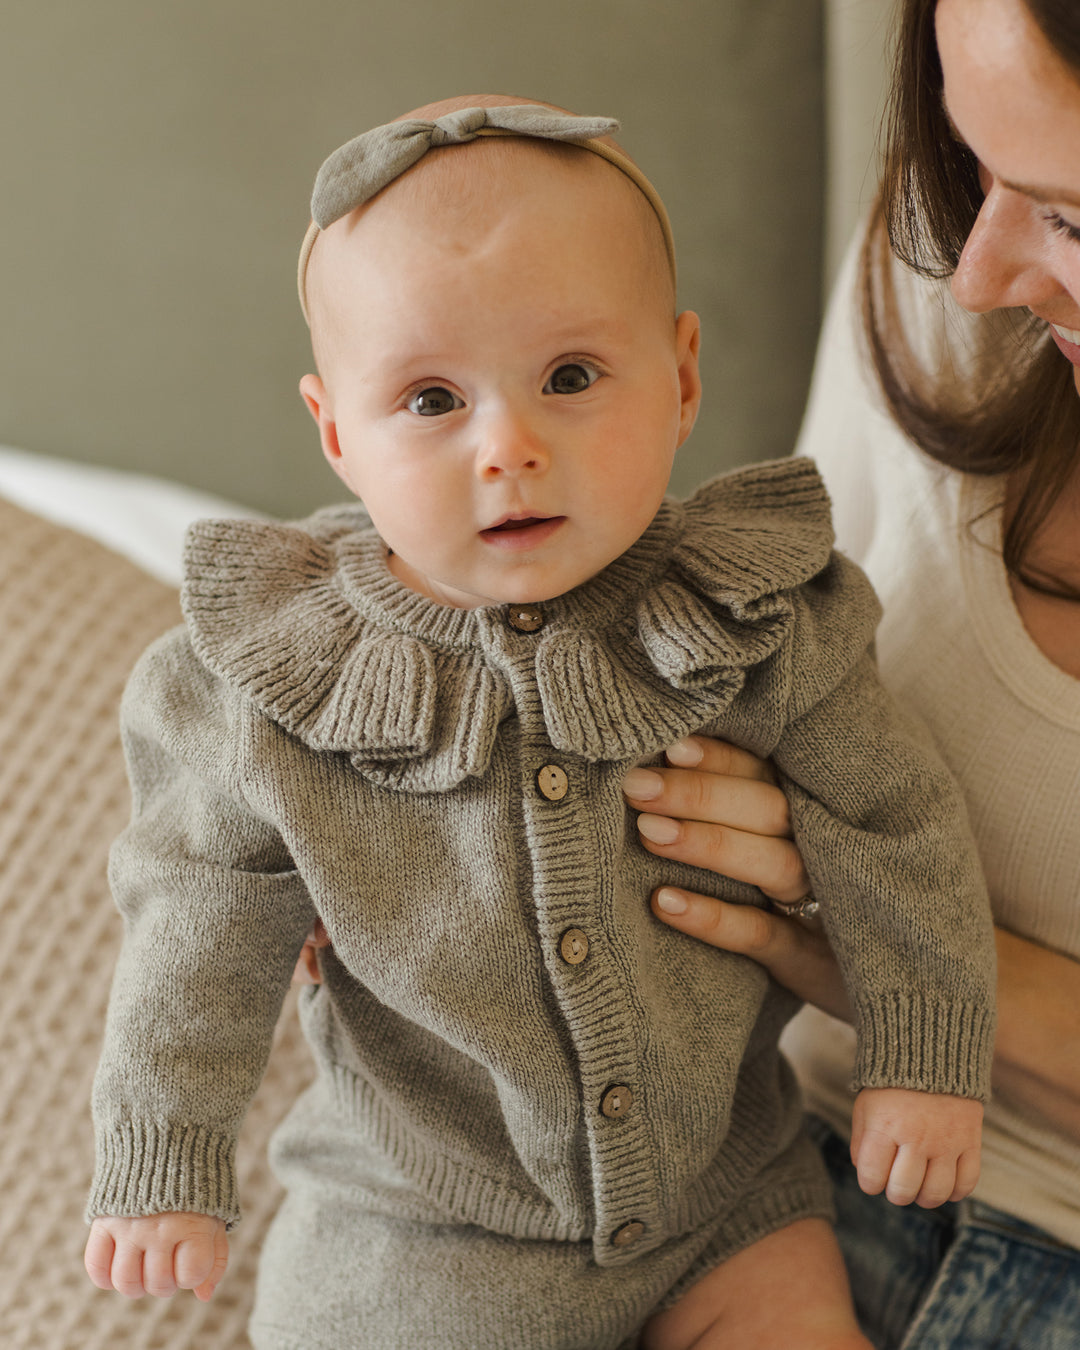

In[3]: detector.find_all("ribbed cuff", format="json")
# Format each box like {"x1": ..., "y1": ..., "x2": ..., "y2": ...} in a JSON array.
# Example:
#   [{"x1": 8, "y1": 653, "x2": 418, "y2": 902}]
[
  {"x1": 851, "y1": 991, "x2": 996, "y2": 1101},
  {"x1": 87, "y1": 1119, "x2": 239, "y2": 1226}
]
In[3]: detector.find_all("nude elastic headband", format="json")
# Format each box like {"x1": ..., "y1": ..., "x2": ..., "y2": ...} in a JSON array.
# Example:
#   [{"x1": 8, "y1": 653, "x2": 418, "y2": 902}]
[{"x1": 297, "y1": 104, "x2": 676, "y2": 323}]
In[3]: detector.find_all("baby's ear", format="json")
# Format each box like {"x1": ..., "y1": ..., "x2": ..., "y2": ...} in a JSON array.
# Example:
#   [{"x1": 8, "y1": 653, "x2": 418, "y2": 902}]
[
  {"x1": 299, "y1": 374, "x2": 346, "y2": 478},
  {"x1": 674, "y1": 311, "x2": 702, "y2": 448}
]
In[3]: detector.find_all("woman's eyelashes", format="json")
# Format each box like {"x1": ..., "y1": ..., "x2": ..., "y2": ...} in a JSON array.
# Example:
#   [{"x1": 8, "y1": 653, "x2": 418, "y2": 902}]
[{"x1": 1045, "y1": 210, "x2": 1080, "y2": 245}]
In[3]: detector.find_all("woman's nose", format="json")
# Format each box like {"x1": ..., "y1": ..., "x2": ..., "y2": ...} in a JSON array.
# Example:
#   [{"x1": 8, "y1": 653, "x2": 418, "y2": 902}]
[{"x1": 950, "y1": 184, "x2": 1060, "y2": 315}]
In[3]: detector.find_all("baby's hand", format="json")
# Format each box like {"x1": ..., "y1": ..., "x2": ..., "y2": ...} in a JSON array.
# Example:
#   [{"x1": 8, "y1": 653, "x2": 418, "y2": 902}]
[
  {"x1": 850, "y1": 1087, "x2": 983, "y2": 1208},
  {"x1": 84, "y1": 1212, "x2": 228, "y2": 1302}
]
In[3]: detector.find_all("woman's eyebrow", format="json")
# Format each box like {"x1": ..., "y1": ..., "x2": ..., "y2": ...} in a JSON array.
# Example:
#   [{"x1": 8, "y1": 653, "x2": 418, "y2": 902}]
[
  {"x1": 941, "y1": 97, "x2": 1080, "y2": 209},
  {"x1": 1002, "y1": 180, "x2": 1080, "y2": 210}
]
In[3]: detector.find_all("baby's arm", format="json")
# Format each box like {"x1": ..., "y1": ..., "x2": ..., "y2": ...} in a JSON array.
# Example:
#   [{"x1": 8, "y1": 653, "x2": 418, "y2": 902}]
[
  {"x1": 89, "y1": 634, "x2": 316, "y2": 1232},
  {"x1": 850, "y1": 1086, "x2": 983, "y2": 1208},
  {"x1": 85, "y1": 1213, "x2": 228, "y2": 1302}
]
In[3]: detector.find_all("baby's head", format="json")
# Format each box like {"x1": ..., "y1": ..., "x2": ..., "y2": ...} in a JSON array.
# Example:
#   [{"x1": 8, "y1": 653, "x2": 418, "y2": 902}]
[{"x1": 299, "y1": 95, "x2": 701, "y2": 610}]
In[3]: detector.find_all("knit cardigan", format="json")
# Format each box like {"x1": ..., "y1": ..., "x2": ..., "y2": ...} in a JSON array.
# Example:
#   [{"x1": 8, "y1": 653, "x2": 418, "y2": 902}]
[{"x1": 88, "y1": 457, "x2": 996, "y2": 1268}]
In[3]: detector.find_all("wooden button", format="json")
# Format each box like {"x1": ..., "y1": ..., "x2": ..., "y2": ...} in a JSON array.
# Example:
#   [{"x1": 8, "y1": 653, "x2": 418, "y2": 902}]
[
  {"x1": 611, "y1": 1220, "x2": 645, "y2": 1248},
  {"x1": 536, "y1": 764, "x2": 569, "y2": 801},
  {"x1": 600, "y1": 1085, "x2": 633, "y2": 1119},
  {"x1": 506, "y1": 604, "x2": 544, "y2": 633},
  {"x1": 558, "y1": 928, "x2": 590, "y2": 965}
]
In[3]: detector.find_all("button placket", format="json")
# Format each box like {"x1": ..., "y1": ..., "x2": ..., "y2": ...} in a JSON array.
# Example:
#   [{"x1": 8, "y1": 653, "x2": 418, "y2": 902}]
[{"x1": 510, "y1": 653, "x2": 658, "y2": 1263}]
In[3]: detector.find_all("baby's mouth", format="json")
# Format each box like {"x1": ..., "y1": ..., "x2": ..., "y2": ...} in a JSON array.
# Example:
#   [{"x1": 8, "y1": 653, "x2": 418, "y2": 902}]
[
  {"x1": 479, "y1": 514, "x2": 566, "y2": 546},
  {"x1": 488, "y1": 516, "x2": 549, "y2": 532}
]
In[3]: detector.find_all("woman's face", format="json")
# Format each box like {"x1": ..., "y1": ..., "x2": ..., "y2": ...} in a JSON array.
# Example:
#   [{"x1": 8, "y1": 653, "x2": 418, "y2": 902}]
[{"x1": 937, "y1": 0, "x2": 1080, "y2": 393}]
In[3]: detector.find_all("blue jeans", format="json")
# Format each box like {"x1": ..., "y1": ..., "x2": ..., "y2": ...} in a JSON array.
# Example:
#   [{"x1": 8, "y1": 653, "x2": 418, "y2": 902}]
[{"x1": 809, "y1": 1118, "x2": 1080, "y2": 1349}]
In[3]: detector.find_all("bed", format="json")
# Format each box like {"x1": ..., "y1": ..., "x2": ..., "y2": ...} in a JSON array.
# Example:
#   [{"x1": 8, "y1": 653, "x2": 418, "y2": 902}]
[{"x1": 0, "y1": 449, "x2": 308, "y2": 1350}]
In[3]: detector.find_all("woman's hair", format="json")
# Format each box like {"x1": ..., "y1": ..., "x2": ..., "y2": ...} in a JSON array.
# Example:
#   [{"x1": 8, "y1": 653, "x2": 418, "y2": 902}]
[{"x1": 863, "y1": 0, "x2": 1080, "y2": 594}]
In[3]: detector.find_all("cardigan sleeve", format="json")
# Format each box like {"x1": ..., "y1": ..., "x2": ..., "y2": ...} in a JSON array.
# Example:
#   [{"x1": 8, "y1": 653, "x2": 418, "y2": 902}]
[
  {"x1": 87, "y1": 628, "x2": 318, "y2": 1226},
  {"x1": 771, "y1": 624, "x2": 997, "y2": 1102}
]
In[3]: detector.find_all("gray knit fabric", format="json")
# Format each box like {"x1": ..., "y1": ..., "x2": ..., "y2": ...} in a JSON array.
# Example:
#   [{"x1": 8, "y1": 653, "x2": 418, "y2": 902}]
[{"x1": 89, "y1": 457, "x2": 996, "y2": 1348}]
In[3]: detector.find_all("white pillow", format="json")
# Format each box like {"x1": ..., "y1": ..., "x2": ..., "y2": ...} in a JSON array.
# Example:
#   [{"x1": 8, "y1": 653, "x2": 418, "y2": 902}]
[{"x1": 0, "y1": 446, "x2": 260, "y2": 586}]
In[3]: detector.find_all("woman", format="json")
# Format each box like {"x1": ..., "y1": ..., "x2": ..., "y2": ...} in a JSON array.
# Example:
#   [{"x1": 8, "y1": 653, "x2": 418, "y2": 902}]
[{"x1": 627, "y1": 0, "x2": 1080, "y2": 1344}]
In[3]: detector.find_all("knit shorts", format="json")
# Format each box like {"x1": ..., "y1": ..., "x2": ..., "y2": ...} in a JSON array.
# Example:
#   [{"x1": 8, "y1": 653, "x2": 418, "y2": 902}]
[{"x1": 248, "y1": 1087, "x2": 834, "y2": 1350}]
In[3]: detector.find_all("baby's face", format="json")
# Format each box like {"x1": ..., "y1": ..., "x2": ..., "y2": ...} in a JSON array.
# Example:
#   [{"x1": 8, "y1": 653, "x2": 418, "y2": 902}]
[{"x1": 302, "y1": 144, "x2": 701, "y2": 609}]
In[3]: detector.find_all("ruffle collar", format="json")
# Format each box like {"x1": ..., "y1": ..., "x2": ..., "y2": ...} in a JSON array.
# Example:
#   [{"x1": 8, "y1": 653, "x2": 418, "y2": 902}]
[{"x1": 182, "y1": 458, "x2": 834, "y2": 791}]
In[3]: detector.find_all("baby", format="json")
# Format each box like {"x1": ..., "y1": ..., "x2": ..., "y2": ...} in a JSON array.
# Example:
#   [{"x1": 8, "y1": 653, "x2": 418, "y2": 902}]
[{"x1": 85, "y1": 96, "x2": 995, "y2": 1350}]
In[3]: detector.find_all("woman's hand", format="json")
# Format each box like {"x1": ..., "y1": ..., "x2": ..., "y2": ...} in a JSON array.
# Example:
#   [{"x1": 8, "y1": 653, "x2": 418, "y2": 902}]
[
  {"x1": 623, "y1": 736, "x2": 808, "y2": 901},
  {"x1": 292, "y1": 919, "x2": 330, "y2": 985},
  {"x1": 625, "y1": 735, "x2": 853, "y2": 1022}
]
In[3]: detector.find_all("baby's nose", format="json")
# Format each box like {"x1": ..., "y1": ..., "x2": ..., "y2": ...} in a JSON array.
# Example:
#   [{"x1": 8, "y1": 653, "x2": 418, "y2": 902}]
[{"x1": 476, "y1": 412, "x2": 550, "y2": 477}]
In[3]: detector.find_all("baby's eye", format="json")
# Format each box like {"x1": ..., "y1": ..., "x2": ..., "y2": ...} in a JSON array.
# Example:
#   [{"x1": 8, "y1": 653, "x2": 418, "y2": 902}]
[
  {"x1": 544, "y1": 363, "x2": 599, "y2": 396},
  {"x1": 406, "y1": 386, "x2": 463, "y2": 416}
]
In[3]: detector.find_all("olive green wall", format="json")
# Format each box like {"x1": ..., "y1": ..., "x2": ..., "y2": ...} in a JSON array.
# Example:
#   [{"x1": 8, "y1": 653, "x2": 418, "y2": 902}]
[{"x1": 0, "y1": 1, "x2": 823, "y2": 517}]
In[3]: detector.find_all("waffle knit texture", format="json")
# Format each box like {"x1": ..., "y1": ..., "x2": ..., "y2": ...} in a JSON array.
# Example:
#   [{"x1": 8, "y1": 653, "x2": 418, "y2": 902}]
[
  {"x1": 0, "y1": 499, "x2": 314, "y2": 1350},
  {"x1": 88, "y1": 459, "x2": 997, "y2": 1341}
]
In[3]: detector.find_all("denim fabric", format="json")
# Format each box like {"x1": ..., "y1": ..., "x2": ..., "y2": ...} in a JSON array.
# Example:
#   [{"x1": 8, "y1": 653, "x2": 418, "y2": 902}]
[{"x1": 809, "y1": 1117, "x2": 1080, "y2": 1349}]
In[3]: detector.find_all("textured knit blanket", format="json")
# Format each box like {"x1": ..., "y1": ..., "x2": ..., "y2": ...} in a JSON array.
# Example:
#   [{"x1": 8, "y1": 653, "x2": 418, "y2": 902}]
[{"x1": 0, "y1": 499, "x2": 312, "y2": 1350}]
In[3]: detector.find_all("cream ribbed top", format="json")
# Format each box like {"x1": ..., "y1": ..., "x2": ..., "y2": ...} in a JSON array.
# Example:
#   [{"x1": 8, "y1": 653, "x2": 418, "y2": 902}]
[{"x1": 790, "y1": 233, "x2": 1080, "y2": 1247}]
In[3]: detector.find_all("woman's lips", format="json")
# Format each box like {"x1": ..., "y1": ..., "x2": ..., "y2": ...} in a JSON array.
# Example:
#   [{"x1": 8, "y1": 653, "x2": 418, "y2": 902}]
[
  {"x1": 479, "y1": 515, "x2": 566, "y2": 549},
  {"x1": 1048, "y1": 321, "x2": 1080, "y2": 365}
]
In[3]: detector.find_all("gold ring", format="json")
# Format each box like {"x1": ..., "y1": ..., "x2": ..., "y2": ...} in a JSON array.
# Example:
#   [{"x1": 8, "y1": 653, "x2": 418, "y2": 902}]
[{"x1": 770, "y1": 893, "x2": 820, "y2": 919}]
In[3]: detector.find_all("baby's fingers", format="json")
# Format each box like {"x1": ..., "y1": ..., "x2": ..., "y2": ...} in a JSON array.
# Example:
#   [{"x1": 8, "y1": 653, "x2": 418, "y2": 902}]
[
  {"x1": 84, "y1": 1213, "x2": 227, "y2": 1301},
  {"x1": 851, "y1": 1129, "x2": 897, "y2": 1199},
  {"x1": 947, "y1": 1147, "x2": 981, "y2": 1204},
  {"x1": 85, "y1": 1222, "x2": 162, "y2": 1299},
  {"x1": 885, "y1": 1148, "x2": 932, "y2": 1207},
  {"x1": 861, "y1": 1147, "x2": 970, "y2": 1208},
  {"x1": 897, "y1": 1147, "x2": 980, "y2": 1209},
  {"x1": 106, "y1": 1232, "x2": 154, "y2": 1300},
  {"x1": 909, "y1": 1153, "x2": 966, "y2": 1209},
  {"x1": 142, "y1": 1242, "x2": 180, "y2": 1298},
  {"x1": 84, "y1": 1222, "x2": 119, "y2": 1292},
  {"x1": 176, "y1": 1222, "x2": 229, "y2": 1302}
]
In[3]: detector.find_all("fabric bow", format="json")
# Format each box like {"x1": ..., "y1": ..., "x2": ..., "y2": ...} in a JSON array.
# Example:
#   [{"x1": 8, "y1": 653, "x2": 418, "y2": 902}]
[{"x1": 310, "y1": 105, "x2": 620, "y2": 228}]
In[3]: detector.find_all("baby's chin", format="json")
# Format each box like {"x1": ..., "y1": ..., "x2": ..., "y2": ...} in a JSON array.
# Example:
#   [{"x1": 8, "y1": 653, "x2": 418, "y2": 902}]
[
  {"x1": 440, "y1": 576, "x2": 602, "y2": 611},
  {"x1": 388, "y1": 550, "x2": 619, "y2": 610},
  {"x1": 487, "y1": 572, "x2": 609, "y2": 607}
]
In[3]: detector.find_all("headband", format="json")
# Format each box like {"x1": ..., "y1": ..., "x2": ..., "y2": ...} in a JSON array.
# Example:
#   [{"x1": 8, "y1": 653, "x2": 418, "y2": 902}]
[{"x1": 297, "y1": 104, "x2": 676, "y2": 323}]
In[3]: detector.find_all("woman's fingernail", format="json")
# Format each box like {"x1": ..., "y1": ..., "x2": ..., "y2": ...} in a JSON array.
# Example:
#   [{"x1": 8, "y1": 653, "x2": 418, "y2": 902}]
[
  {"x1": 636, "y1": 813, "x2": 680, "y2": 845},
  {"x1": 655, "y1": 888, "x2": 689, "y2": 915},
  {"x1": 622, "y1": 768, "x2": 663, "y2": 800},
  {"x1": 665, "y1": 737, "x2": 703, "y2": 767}
]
